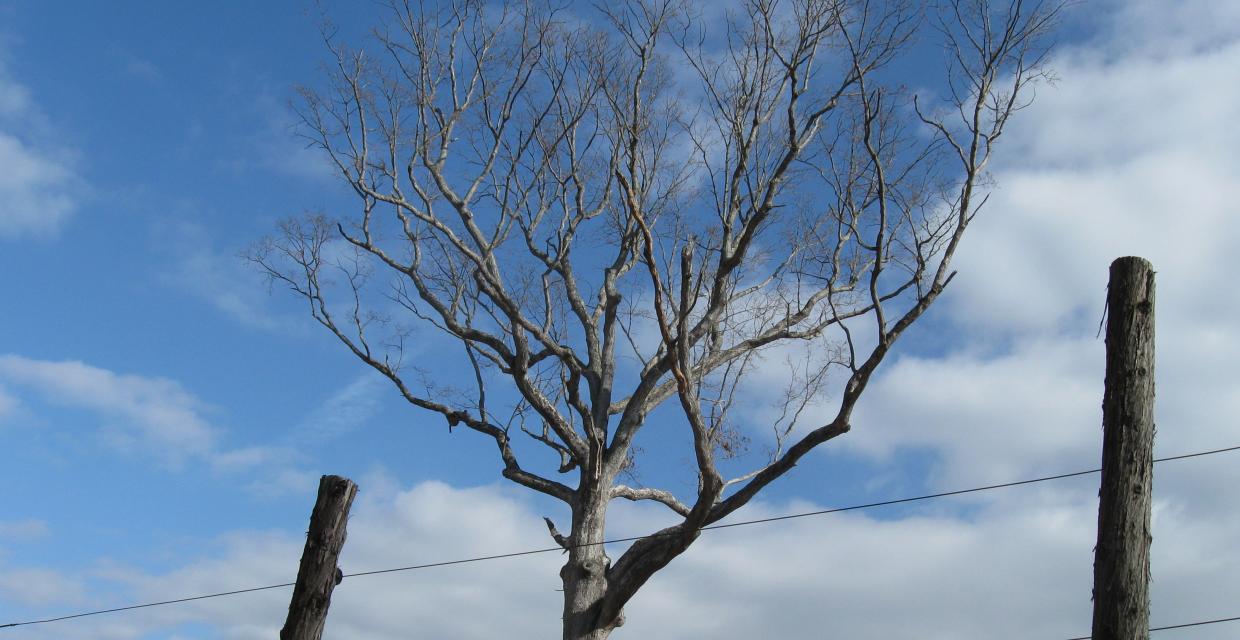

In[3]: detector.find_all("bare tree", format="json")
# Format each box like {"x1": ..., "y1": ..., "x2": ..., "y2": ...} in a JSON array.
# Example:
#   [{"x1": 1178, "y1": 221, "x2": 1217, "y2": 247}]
[{"x1": 251, "y1": 0, "x2": 1060, "y2": 637}]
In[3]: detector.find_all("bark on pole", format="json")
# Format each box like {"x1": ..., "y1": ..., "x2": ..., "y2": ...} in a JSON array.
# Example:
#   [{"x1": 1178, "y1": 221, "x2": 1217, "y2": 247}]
[
  {"x1": 281, "y1": 475, "x2": 358, "y2": 640},
  {"x1": 1091, "y1": 257, "x2": 1156, "y2": 640}
]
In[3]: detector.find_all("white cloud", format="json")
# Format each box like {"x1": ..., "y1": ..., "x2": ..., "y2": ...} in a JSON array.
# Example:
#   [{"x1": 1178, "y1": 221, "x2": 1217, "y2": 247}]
[
  {"x1": 0, "y1": 482, "x2": 563, "y2": 639},
  {"x1": 0, "y1": 132, "x2": 80, "y2": 238},
  {"x1": 945, "y1": 16, "x2": 1240, "y2": 337},
  {"x1": 0, "y1": 59, "x2": 84, "y2": 239},
  {"x1": 0, "y1": 568, "x2": 89, "y2": 608},
  {"x1": 808, "y1": 0, "x2": 1240, "y2": 583},
  {"x1": 837, "y1": 0, "x2": 1240, "y2": 498},
  {"x1": 1093, "y1": 0, "x2": 1240, "y2": 58},
  {"x1": 846, "y1": 337, "x2": 1103, "y2": 486},
  {"x1": 779, "y1": 4, "x2": 1240, "y2": 634},
  {"x1": 0, "y1": 355, "x2": 218, "y2": 463},
  {"x1": 0, "y1": 355, "x2": 307, "y2": 487},
  {"x1": 1, "y1": 477, "x2": 1235, "y2": 639}
]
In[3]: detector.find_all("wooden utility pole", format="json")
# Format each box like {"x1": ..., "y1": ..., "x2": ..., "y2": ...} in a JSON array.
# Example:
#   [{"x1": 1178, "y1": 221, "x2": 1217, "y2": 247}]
[
  {"x1": 282, "y1": 475, "x2": 358, "y2": 640},
  {"x1": 1091, "y1": 257, "x2": 1156, "y2": 640}
]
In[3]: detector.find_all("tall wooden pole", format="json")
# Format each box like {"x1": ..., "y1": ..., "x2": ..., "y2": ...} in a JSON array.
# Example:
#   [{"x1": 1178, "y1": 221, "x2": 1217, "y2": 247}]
[
  {"x1": 282, "y1": 475, "x2": 358, "y2": 640},
  {"x1": 1091, "y1": 257, "x2": 1156, "y2": 640}
]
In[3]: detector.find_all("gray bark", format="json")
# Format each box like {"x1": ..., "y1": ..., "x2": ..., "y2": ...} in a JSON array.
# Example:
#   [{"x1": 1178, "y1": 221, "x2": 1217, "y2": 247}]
[
  {"x1": 1091, "y1": 256, "x2": 1156, "y2": 640},
  {"x1": 560, "y1": 490, "x2": 618, "y2": 640},
  {"x1": 281, "y1": 475, "x2": 358, "y2": 640}
]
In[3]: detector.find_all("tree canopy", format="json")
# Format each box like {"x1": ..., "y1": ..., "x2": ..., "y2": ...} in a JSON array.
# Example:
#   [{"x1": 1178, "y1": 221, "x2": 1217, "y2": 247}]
[{"x1": 252, "y1": 1, "x2": 1060, "y2": 637}]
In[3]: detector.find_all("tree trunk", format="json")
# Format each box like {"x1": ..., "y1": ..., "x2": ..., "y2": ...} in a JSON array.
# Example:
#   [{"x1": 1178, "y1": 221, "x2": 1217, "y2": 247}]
[
  {"x1": 1091, "y1": 256, "x2": 1155, "y2": 640},
  {"x1": 561, "y1": 490, "x2": 621, "y2": 640}
]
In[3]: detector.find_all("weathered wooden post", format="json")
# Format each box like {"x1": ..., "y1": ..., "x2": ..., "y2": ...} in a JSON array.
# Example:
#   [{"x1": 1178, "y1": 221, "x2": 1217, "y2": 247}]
[
  {"x1": 281, "y1": 475, "x2": 358, "y2": 640},
  {"x1": 1091, "y1": 257, "x2": 1156, "y2": 640}
]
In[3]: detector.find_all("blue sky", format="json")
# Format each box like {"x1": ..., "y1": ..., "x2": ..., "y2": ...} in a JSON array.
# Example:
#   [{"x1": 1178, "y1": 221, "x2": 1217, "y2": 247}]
[{"x1": 2, "y1": 1, "x2": 1240, "y2": 638}]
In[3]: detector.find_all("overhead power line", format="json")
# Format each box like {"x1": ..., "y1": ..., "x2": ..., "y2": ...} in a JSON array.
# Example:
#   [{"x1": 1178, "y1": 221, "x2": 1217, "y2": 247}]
[
  {"x1": 1064, "y1": 614, "x2": 1240, "y2": 639},
  {"x1": 2, "y1": 444, "x2": 1238, "y2": 631}
]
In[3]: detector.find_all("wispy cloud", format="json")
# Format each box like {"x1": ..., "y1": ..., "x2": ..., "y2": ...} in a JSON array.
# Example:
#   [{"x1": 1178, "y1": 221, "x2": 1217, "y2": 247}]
[
  {"x1": 114, "y1": 49, "x2": 162, "y2": 83},
  {"x1": 0, "y1": 567, "x2": 88, "y2": 608},
  {"x1": 0, "y1": 68, "x2": 31, "y2": 117},
  {"x1": 0, "y1": 383, "x2": 18, "y2": 419},
  {"x1": 243, "y1": 467, "x2": 320, "y2": 499},
  {"x1": 0, "y1": 518, "x2": 49, "y2": 541},
  {"x1": 0, "y1": 58, "x2": 85, "y2": 239},
  {"x1": 0, "y1": 355, "x2": 218, "y2": 464},
  {"x1": 295, "y1": 374, "x2": 386, "y2": 444},
  {"x1": 0, "y1": 354, "x2": 322, "y2": 502},
  {"x1": 156, "y1": 220, "x2": 299, "y2": 332},
  {"x1": 220, "y1": 91, "x2": 337, "y2": 183},
  {"x1": 0, "y1": 355, "x2": 306, "y2": 491}
]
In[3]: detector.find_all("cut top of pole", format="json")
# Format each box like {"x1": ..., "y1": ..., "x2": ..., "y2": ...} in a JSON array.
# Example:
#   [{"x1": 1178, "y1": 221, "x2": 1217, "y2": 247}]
[{"x1": 281, "y1": 475, "x2": 358, "y2": 640}]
